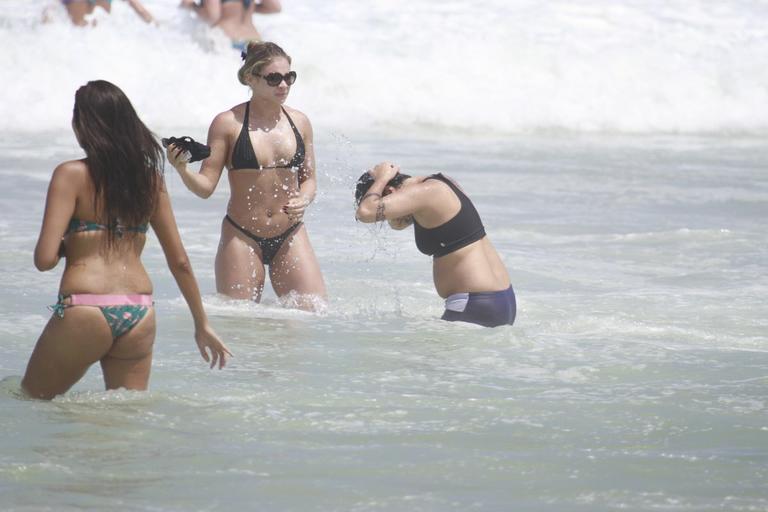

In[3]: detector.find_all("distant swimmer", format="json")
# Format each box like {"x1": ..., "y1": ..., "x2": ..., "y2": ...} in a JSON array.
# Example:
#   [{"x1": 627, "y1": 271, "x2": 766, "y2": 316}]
[
  {"x1": 181, "y1": 0, "x2": 281, "y2": 49},
  {"x1": 167, "y1": 41, "x2": 326, "y2": 311},
  {"x1": 355, "y1": 163, "x2": 516, "y2": 327},
  {"x1": 238, "y1": 0, "x2": 282, "y2": 49},
  {"x1": 21, "y1": 80, "x2": 230, "y2": 400},
  {"x1": 60, "y1": 0, "x2": 155, "y2": 26}
]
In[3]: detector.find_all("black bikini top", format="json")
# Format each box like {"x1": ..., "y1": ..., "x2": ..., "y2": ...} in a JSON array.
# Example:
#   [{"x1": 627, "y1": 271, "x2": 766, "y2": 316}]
[
  {"x1": 230, "y1": 103, "x2": 306, "y2": 171},
  {"x1": 414, "y1": 173, "x2": 486, "y2": 258}
]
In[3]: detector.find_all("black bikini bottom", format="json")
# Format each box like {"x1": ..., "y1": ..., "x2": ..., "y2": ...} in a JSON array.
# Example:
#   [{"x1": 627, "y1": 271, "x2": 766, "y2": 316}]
[{"x1": 225, "y1": 214, "x2": 302, "y2": 266}]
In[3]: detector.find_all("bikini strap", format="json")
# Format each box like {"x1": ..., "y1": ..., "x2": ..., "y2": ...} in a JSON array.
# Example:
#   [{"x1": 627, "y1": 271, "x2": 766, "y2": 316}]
[
  {"x1": 282, "y1": 108, "x2": 303, "y2": 142},
  {"x1": 48, "y1": 294, "x2": 69, "y2": 318},
  {"x1": 281, "y1": 107, "x2": 306, "y2": 165},
  {"x1": 429, "y1": 173, "x2": 467, "y2": 201},
  {"x1": 282, "y1": 107, "x2": 297, "y2": 132}
]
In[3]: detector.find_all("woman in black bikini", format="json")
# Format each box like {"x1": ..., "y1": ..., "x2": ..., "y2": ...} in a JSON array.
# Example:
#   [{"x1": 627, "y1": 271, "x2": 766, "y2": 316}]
[{"x1": 168, "y1": 41, "x2": 326, "y2": 310}]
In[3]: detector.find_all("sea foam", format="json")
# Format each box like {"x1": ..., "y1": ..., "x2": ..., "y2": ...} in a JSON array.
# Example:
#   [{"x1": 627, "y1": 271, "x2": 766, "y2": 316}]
[{"x1": 0, "y1": 0, "x2": 766, "y2": 135}]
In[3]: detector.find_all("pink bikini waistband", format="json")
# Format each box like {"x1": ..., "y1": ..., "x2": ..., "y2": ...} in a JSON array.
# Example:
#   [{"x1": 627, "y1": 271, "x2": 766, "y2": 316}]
[{"x1": 67, "y1": 294, "x2": 154, "y2": 306}]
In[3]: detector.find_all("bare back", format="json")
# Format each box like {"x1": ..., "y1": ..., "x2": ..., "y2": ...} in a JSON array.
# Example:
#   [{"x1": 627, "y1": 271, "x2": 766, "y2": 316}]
[{"x1": 58, "y1": 161, "x2": 152, "y2": 295}]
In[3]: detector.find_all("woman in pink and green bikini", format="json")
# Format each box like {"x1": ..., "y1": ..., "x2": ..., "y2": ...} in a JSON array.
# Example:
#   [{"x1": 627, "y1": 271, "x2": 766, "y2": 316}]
[{"x1": 21, "y1": 80, "x2": 231, "y2": 400}]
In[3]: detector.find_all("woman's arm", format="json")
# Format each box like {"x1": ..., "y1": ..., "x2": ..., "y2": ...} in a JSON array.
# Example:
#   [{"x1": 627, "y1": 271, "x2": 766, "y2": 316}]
[
  {"x1": 125, "y1": 0, "x2": 155, "y2": 23},
  {"x1": 34, "y1": 162, "x2": 80, "y2": 271},
  {"x1": 284, "y1": 111, "x2": 316, "y2": 223},
  {"x1": 150, "y1": 181, "x2": 232, "y2": 368},
  {"x1": 167, "y1": 112, "x2": 229, "y2": 199}
]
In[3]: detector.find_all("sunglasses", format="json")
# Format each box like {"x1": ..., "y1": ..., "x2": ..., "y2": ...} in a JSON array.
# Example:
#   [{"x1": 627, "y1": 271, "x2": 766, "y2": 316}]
[{"x1": 255, "y1": 71, "x2": 297, "y2": 87}]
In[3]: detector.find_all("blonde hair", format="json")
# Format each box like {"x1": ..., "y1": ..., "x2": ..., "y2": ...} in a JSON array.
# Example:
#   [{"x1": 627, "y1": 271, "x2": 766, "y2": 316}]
[{"x1": 238, "y1": 41, "x2": 292, "y2": 85}]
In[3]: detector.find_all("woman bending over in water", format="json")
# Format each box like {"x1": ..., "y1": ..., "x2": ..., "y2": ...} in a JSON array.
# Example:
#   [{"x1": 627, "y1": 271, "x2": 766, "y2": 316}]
[{"x1": 355, "y1": 162, "x2": 515, "y2": 327}]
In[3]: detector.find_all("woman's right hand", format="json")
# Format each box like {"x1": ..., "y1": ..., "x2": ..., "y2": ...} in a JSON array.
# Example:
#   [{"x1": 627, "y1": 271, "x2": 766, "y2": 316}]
[
  {"x1": 194, "y1": 323, "x2": 233, "y2": 369},
  {"x1": 166, "y1": 144, "x2": 189, "y2": 172},
  {"x1": 369, "y1": 161, "x2": 400, "y2": 182}
]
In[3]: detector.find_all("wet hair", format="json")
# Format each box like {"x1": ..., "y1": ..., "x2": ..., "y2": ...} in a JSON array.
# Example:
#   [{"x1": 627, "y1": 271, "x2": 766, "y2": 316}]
[
  {"x1": 238, "y1": 41, "x2": 292, "y2": 85},
  {"x1": 354, "y1": 171, "x2": 411, "y2": 205},
  {"x1": 72, "y1": 80, "x2": 163, "y2": 247}
]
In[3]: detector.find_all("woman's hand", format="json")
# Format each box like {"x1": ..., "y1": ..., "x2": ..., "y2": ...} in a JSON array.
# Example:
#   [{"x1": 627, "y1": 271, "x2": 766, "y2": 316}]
[
  {"x1": 166, "y1": 144, "x2": 190, "y2": 172},
  {"x1": 369, "y1": 162, "x2": 400, "y2": 182},
  {"x1": 283, "y1": 193, "x2": 311, "y2": 223},
  {"x1": 195, "y1": 324, "x2": 233, "y2": 369}
]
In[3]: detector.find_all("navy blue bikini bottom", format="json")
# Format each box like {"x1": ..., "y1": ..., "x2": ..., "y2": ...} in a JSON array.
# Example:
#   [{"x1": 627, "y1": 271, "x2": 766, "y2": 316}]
[{"x1": 441, "y1": 286, "x2": 516, "y2": 328}]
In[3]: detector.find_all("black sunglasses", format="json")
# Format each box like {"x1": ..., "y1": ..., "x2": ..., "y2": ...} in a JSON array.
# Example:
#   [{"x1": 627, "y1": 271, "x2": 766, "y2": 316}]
[{"x1": 255, "y1": 71, "x2": 297, "y2": 87}]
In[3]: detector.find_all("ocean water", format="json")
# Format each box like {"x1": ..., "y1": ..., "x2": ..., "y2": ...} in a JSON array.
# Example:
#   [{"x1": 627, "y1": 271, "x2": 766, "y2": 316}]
[{"x1": 1, "y1": 1, "x2": 768, "y2": 511}]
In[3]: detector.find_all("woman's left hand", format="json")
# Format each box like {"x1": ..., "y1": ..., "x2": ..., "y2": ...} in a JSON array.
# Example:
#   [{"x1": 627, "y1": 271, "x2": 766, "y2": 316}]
[
  {"x1": 283, "y1": 193, "x2": 311, "y2": 222},
  {"x1": 195, "y1": 323, "x2": 233, "y2": 369}
]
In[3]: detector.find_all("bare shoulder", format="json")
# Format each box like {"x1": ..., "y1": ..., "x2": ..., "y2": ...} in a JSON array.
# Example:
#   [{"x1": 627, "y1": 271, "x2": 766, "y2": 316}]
[
  {"x1": 416, "y1": 174, "x2": 450, "y2": 190},
  {"x1": 437, "y1": 173, "x2": 468, "y2": 193},
  {"x1": 209, "y1": 105, "x2": 244, "y2": 139},
  {"x1": 211, "y1": 105, "x2": 242, "y2": 127},
  {"x1": 283, "y1": 105, "x2": 311, "y2": 130},
  {"x1": 52, "y1": 159, "x2": 87, "y2": 182},
  {"x1": 412, "y1": 174, "x2": 456, "y2": 201}
]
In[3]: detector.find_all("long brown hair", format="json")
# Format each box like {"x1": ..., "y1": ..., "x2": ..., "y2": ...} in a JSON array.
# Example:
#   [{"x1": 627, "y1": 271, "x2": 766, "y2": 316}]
[{"x1": 72, "y1": 80, "x2": 163, "y2": 247}]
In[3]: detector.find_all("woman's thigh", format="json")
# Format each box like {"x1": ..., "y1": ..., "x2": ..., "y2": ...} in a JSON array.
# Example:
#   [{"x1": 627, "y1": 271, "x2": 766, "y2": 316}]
[
  {"x1": 269, "y1": 225, "x2": 326, "y2": 310},
  {"x1": 22, "y1": 306, "x2": 113, "y2": 400},
  {"x1": 100, "y1": 307, "x2": 156, "y2": 391},
  {"x1": 215, "y1": 222, "x2": 266, "y2": 301}
]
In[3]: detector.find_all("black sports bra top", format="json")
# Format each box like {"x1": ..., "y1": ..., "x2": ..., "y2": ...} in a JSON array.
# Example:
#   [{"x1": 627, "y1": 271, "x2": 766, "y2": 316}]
[
  {"x1": 414, "y1": 173, "x2": 486, "y2": 258},
  {"x1": 230, "y1": 103, "x2": 305, "y2": 171}
]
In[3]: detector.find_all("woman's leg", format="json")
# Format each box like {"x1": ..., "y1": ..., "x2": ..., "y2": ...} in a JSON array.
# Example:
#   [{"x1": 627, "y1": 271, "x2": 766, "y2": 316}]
[
  {"x1": 269, "y1": 225, "x2": 326, "y2": 311},
  {"x1": 100, "y1": 308, "x2": 156, "y2": 391},
  {"x1": 21, "y1": 306, "x2": 113, "y2": 400},
  {"x1": 215, "y1": 219, "x2": 266, "y2": 301}
]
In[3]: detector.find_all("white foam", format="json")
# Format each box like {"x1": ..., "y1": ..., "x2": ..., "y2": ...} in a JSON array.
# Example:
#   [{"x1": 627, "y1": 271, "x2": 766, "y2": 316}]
[{"x1": 1, "y1": 0, "x2": 767, "y2": 135}]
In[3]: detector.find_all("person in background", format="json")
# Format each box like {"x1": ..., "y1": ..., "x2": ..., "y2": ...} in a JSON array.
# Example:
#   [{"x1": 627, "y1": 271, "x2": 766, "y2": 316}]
[
  {"x1": 167, "y1": 41, "x2": 326, "y2": 311},
  {"x1": 237, "y1": 0, "x2": 281, "y2": 48},
  {"x1": 180, "y1": 0, "x2": 281, "y2": 49},
  {"x1": 59, "y1": 0, "x2": 155, "y2": 26},
  {"x1": 355, "y1": 162, "x2": 516, "y2": 328},
  {"x1": 21, "y1": 80, "x2": 230, "y2": 400},
  {"x1": 180, "y1": 0, "x2": 221, "y2": 26}
]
